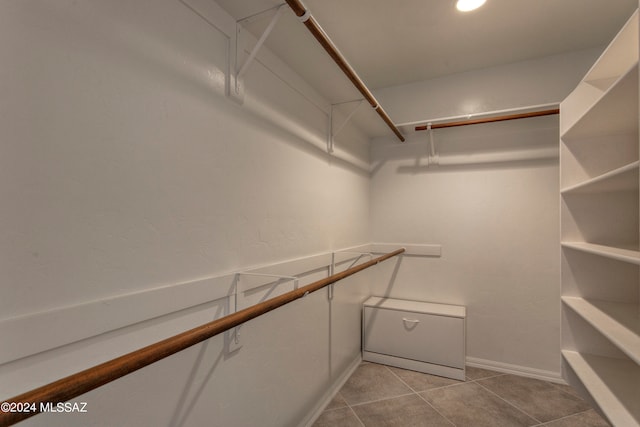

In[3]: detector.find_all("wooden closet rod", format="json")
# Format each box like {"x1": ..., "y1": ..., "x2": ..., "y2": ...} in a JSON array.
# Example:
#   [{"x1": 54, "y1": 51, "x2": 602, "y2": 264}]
[
  {"x1": 0, "y1": 248, "x2": 405, "y2": 427},
  {"x1": 414, "y1": 108, "x2": 560, "y2": 131},
  {"x1": 284, "y1": 0, "x2": 405, "y2": 142}
]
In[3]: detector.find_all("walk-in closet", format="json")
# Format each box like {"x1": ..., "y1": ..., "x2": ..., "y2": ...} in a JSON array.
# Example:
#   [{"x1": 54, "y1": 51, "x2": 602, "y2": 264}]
[{"x1": 1, "y1": 1, "x2": 638, "y2": 426}]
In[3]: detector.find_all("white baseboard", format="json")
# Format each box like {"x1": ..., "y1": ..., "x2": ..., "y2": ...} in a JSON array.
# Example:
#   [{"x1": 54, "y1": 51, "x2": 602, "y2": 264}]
[
  {"x1": 301, "y1": 355, "x2": 362, "y2": 427},
  {"x1": 466, "y1": 356, "x2": 565, "y2": 384}
]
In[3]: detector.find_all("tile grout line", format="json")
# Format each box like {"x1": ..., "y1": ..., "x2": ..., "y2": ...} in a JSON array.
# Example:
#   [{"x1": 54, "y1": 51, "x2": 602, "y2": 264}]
[
  {"x1": 381, "y1": 364, "x2": 545, "y2": 427},
  {"x1": 414, "y1": 390, "x2": 457, "y2": 426},
  {"x1": 345, "y1": 404, "x2": 366, "y2": 427},
  {"x1": 474, "y1": 376, "x2": 604, "y2": 426},
  {"x1": 381, "y1": 364, "x2": 430, "y2": 395},
  {"x1": 315, "y1": 404, "x2": 347, "y2": 414},
  {"x1": 417, "y1": 372, "x2": 513, "y2": 427},
  {"x1": 324, "y1": 390, "x2": 365, "y2": 426},
  {"x1": 347, "y1": 391, "x2": 418, "y2": 408},
  {"x1": 342, "y1": 365, "x2": 409, "y2": 427},
  {"x1": 321, "y1": 364, "x2": 592, "y2": 427},
  {"x1": 530, "y1": 409, "x2": 605, "y2": 427},
  {"x1": 474, "y1": 379, "x2": 543, "y2": 425},
  {"x1": 382, "y1": 365, "x2": 456, "y2": 427}
]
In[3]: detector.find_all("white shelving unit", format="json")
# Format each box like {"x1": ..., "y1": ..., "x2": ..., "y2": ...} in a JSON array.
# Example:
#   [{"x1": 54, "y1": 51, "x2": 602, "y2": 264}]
[{"x1": 560, "y1": 9, "x2": 640, "y2": 427}]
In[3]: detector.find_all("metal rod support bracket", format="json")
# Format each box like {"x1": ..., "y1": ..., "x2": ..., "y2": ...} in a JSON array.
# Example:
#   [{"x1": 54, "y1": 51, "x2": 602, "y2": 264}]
[
  {"x1": 234, "y1": 5, "x2": 286, "y2": 97},
  {"x1": 328, "y1": 100, "x2": 365, "y2": 153},
  {"x1": 332, "y1": 251, "x2": 373, "y2": 271},
  {"x1": 231, "y1": 271, "x2": 299, "y2": 347},
  {"x1": 427, "y1": 123, "x2": 439, "y2": 166}
]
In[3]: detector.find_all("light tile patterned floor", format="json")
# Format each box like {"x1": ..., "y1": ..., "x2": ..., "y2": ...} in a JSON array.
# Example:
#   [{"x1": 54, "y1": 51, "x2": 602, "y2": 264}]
[{"x1": 312, "y1": 363, "x2": 611, "y2": 427}]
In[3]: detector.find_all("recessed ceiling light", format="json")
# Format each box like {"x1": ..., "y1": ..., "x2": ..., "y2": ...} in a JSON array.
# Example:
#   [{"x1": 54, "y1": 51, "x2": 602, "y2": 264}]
[{"x1": 456, "y1": 0, "x2": 486, "y2": 12}]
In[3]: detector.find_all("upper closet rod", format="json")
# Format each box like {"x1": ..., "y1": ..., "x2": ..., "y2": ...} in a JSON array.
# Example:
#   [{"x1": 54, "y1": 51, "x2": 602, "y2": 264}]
[
  {"x1": 284, "y1": 0, "x2": 405, "y2": 142},
  {"x1": 414, "y1": 108, "x2": 560, "y2": 131}
]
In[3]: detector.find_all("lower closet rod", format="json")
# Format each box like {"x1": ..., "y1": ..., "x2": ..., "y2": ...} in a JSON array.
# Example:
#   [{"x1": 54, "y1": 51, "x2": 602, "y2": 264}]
[{"x1": 0, "y1": 248, "x2": 405, "y2": 427}]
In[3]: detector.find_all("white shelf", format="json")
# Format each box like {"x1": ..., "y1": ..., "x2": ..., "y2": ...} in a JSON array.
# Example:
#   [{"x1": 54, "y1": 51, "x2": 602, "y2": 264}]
[
  {"x1": 562, "y1": 350, "x2": 640, "y2": 427},
  {"x1": 562, "y1": 297, "x2": 640, "y2": 365},
  {"x1": 561, "y1": 242, "x2": 640, "y2": 265},
  {"x1": 562, "y1": 63, "x2": 638, "y2": 141},
  {"x1": 561, "y1": 161, "x2": 639, "y2": 194},
  {"x1": 363, "y1": 296, "x2": 465, "y2": 318},
  {"x1": 560, "y1": 9, "x2": 639, "y2": 424},
  {"x1": 583, "y1": 10, "x2": 639, "y2": 88}
]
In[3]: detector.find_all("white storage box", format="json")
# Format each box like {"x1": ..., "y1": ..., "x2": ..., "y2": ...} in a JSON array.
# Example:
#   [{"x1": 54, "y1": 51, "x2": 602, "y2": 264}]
[{"x1": 362, "y1": 296, "x2": 466, "y2": 380}]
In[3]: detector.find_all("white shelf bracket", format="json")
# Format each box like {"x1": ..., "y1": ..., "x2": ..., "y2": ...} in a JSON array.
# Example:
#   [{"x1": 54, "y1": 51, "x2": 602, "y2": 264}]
[
  {"x1": 233, "y1": 4, "x2": 286, "y2": 103},
  {"x1": 336, "y1": 251, "x2": 374, "y2": 270},
  {"x1": 328, "y1": 253, "x2": 335, "y2": 300},
  {"x1": 225, "y1": 276, "x2": 243, "y2": 352},
  {"x1": 229, "y1": 270, "x2": 298, "y2": 349},
  {"x1": 350, "y1": 253, "x2": 373, "y2": 269},
  {"x1": 328, "y1": 99, "x2": 365, "y2": 153},
  {"x1": 328, "y1": 250, "x2": 372, "y2": 299}
]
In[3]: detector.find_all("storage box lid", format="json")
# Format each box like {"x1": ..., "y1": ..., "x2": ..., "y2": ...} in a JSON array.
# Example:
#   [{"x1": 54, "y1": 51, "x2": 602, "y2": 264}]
[{"x1": 364, "y1": 296, "x2": 466, "y2": 318}]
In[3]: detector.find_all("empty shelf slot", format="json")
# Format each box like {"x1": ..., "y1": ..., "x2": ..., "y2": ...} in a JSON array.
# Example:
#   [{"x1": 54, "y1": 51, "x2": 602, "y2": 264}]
[
  {"x1": 562, "y1": 297, "x2": 640, "y2": 364},
  {"x1": 562, "y1": 63, "x2": 639, "y2": 141},
  {"x1": 562, "y1": 350, "x2": 640, "y2": 427},
  {"x1": 561, "y1": 161, "x2": 639, "y2": 194}
]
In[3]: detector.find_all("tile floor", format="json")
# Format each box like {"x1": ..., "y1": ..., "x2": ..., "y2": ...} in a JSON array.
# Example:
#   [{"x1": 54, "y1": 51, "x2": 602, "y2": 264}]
[{"x1": 312, "y1": 362, "x2": 611, "y2": 427}]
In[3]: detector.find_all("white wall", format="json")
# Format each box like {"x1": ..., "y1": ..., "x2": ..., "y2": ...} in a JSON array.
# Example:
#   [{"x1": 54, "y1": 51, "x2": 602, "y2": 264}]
[
  {"x1": 374, "y1": 48, "x2": 601, "y2": 125},
  {"x1": 367, "y1": 48, "x2": 598, "y2": 380},
  {"x1": 370, "y1": 115, "x2": 562, "y2": 378},
  {"x1": 0, "y1": 1, "x2": 372, "y2": 426}
]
